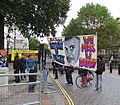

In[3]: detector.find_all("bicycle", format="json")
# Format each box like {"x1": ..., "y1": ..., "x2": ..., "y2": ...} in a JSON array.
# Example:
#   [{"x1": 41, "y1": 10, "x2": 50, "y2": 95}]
[{"x1": 75, "y1": 69, "x2": 94, "y2": 89}]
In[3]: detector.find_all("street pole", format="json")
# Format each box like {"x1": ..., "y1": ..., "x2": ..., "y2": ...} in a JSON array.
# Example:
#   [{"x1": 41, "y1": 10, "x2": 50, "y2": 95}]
[
  {"x1": 14, "y1": 28, "x2": 16, "y2": 50},
  {"x1": 41, "y1": 44, "x2": 44, "y2": 69},
  {"x1": 6, "y1": 34, "x2": 11, "y2": 67}
]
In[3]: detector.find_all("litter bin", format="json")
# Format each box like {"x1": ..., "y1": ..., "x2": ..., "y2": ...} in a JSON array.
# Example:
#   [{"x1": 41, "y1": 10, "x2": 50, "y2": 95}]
[{"x1": 118, "y1": 63, "x2": 120, "y2": 75}]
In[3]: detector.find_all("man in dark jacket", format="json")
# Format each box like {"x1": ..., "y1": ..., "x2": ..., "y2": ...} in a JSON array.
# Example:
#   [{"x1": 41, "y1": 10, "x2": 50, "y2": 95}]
[
  {"x1": 13, "y1": 53, "x2": 21, "y2": 83},
  {"x1": 20, "y1": 54, "x2": 26, "y2": 80},
  {"x1": 95, "y1": 56, "x2": 105, "y2": 92}
]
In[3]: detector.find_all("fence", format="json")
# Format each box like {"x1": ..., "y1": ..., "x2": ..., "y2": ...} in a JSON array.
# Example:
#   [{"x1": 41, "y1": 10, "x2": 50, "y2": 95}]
[
  {"x1": 0, "y1": 73, "x2": 42, "y2": 105},
  {"x1": 98, "y1": 51, "x2": 120, "y2": 69}
]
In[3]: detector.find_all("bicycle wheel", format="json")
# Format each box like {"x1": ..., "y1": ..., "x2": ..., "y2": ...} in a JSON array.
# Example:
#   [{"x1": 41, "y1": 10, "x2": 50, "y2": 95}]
[
  {"x1": 75, "y1": 75, "x2": 83, "y2": 89},
  {"x1": 88, "y1": 71, "x2": 94, "y2": 85}
]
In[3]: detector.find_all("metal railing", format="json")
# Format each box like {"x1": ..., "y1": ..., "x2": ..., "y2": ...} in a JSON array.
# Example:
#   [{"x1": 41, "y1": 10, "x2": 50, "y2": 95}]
[{"x1": 0, "y1": 73, "x2": 42, "y2": 105}]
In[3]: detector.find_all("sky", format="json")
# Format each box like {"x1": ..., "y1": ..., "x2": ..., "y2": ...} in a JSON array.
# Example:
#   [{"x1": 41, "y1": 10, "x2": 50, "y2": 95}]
[{"x1": 56, "y1": 0, "x2": 120, "y2": 37}]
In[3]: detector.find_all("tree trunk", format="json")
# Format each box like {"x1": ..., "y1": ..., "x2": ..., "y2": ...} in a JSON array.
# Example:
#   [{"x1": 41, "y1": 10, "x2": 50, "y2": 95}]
[{"x1": 0, "y1": 14, "x2": 4, "y2": 49}]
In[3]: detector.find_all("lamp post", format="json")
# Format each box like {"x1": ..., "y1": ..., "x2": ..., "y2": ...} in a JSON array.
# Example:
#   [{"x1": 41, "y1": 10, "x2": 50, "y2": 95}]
[
  {"x1": 14, "y1": 28, "x2": 16, "y2": 50},
  {"x1": 6, "y1": 34, "x2": 11, "y2": 67},
  {"x1": 39, "y1": 36, "x2": 45, "y2": 69}
]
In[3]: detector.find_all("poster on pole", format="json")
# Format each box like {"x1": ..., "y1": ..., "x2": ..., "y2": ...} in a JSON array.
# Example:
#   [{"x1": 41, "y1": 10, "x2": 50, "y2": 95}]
[
  {"x1": 48, "y1": 34, "x2": 97, "y2": 71},
  {"x1": 11, "y1": 50, "x2": 38, "y2": 61}
]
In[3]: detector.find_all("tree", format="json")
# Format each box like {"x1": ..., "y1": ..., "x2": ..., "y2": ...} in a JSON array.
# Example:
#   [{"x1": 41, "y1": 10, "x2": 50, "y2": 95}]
[
  {"x1": 29, "y1": 37, "x2": 40, "y2": 49},
  {"x1": 0, "y1": 0, "x2": 70, "y2": 37},
  {"x1": 63, "y1": 3, "x2": 120, "y2": 50}
]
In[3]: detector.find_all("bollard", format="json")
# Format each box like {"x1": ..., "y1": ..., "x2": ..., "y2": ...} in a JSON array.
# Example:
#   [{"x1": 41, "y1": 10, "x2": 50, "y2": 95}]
[
  {"x1": 110, "y1": 62, "x2": 112, "y2": 73},
  {"x1": 118, "y1": 63, "x2": 120, "y2": 75}
]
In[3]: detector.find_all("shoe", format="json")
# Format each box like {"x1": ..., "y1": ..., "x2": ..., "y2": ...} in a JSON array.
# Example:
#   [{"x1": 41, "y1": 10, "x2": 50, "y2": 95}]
[
  {"x1": 66, "y1": 82, "x2": 69, "y2": 85},
  {"x1": 28, "y1": 90, "x2": 35, "y2": 92},
  {"x1": 54, "y1": 77, "x2": 58, "y2": 79},
  {"x1": 98, "y1": 88, "x2": 102, "y2": 92},
  {"x1": 98, "y1": 89, "x2": 101, "y2": 92},
  {"x1": 94, "y1": 89, "x2": 98, "y2": 91}
]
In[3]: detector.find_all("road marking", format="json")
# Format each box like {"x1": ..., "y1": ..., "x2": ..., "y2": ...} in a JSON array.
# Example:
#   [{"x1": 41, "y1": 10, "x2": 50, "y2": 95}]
[{"x1": 50, "y1": 73, "x2": 74, "y2": 105}]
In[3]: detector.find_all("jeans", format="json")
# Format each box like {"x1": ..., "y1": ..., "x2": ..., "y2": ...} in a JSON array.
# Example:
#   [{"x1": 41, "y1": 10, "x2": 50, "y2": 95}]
[{"x1": 96, "y1": 74, "x2": 102, "y2": 90}]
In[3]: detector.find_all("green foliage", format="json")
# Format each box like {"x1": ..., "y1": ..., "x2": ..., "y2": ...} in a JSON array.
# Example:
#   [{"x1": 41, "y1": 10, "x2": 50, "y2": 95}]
[
  {"x1": 29, "y1": 37, "x2": 40, "y2": 49},
  {"x1": 0, "y1": 0, "x2": 70, "y2": 37},
  {"x1": 63, "y1": 3, "x2": 120, "y2": 50}
]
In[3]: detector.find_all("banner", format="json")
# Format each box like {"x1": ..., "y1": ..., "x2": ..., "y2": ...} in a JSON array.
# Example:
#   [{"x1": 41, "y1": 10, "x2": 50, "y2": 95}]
[
  {"x1": 48, "y1": 34, "x2": 97, "y2": 71},
  {"x1": 0, "y1": 50, "x2": 7, "y2": 57},
  {"x1": 11, "y1": 50, "x2": 38, "y2": 61}
]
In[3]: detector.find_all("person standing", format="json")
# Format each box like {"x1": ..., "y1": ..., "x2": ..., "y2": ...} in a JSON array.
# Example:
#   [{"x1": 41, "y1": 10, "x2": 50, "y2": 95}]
[
  {"x1": 54, "y1": 63, "x2": 59, "y2": 79},
  {"x1": 13, "y1": 53, "x2": 21, "y2": 83},
  {"x1": 95, "y1": 56, "x2": 105, "y2": 92},
  {"x1": 52, "y1": 61, "x2": 56, "y2": 75},
  {"x1": 41, "y1": 64, "x2": 49, "y2": 93},
  {"x1": 64, "y1": 65, "x2": 74, "y2": 85},
  {"x1": 20, "y1": 54, "x2": 26, "y2": 80},
  {"x1": 109, "y1": 55, "x2": 113, "y2": 73},
  {"x1": 26, "y1": 54, "x2": 36, "y2": 92}
]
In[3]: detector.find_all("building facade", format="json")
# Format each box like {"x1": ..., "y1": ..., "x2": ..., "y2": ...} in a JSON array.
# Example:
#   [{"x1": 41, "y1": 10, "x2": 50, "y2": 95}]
[{"x1": 4, "y1": 28, "x2": 29, "y2": 54}]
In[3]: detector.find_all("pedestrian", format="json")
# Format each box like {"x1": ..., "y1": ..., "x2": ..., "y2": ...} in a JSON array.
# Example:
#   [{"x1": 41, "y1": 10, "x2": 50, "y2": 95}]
[
  {"x1": 20, "y1": 54, "x2": 26, "y2": 80},
  {"x1": 64, "y1": 65, "x2": 74, "y2": 85},
  {"x1": 41, "y1": 64, "x2": 49, "y2": 93},
  {"x1": 54, "y1": 63, "x2": 59, "y2": 79},
  {"x1": 95, "y1": 56, "x2": 105, "y2": 92},
  {"x1": 0, "y1": 55, "x2": 7, "y2": 67},
  {"x1": 26, "y1": 54, "x2": 36, "y2": 92},
  {"x1": 52, "y1": 61, "x2": 56, "y2": 75},
  {"x1": 43, "y1": 64, "x2": 49, "y2": 83},
  {"x1": 109, "y1": 55, "x2": 113, "y2": 73},
  {"x1": 13, "y1": 53, "x2": 21, "y2": 83}
]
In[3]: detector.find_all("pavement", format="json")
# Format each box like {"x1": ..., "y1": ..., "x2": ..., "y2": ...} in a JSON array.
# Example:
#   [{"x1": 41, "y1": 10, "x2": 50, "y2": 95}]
[{"x1": 6, "y1": 63, "x2": 67, "y2": 105}]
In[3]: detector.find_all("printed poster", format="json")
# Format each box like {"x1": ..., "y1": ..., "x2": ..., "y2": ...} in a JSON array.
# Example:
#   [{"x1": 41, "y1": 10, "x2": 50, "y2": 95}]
[
  {"x1": 11, "y1": 50, "x2": 38, "y2": 61},
  {"x1": 48, "y1": 34, "x2": 97, "y2": 71}
]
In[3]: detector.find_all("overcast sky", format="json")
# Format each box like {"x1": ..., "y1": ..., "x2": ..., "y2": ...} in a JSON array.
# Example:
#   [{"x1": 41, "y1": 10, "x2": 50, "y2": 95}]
[{"x1": 56, "y1": 0, "x2": 120, "y2": 37}]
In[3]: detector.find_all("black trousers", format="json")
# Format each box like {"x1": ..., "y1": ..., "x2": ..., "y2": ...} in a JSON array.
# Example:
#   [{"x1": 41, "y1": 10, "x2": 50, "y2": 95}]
[
  {"x1": 20, "y1": 67, "x2": 26, "y2": 79},
  {"x1": 14, "y1": 69, "x2": 20, "y2": 83},
  {"x1": 65, "y1": 71, "x2": 73, "y2": 84},
  {"x1": 28, "y1": 69, "x2": 37, "y2": 92},
  {"x1": 54, "y1": 69, "x2": 58, "y2": 78}
]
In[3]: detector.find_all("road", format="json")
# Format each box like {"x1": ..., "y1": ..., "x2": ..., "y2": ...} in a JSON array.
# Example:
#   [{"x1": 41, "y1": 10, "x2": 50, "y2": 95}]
[{"x1": 57, "y1": 69, "x2": 120, "y2": 105}]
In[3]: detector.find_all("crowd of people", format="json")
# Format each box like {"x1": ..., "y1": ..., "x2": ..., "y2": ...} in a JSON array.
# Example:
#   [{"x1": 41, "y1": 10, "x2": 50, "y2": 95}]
[
  {"x1": 1, "y1": 51, "x2": 105, "y2": 92},
  {"x1": 0, "y1": 53, "x2": 7, "y2": 67},
  {"x1": 13, "y1": 53, "x2": 37, "y2": 92}
]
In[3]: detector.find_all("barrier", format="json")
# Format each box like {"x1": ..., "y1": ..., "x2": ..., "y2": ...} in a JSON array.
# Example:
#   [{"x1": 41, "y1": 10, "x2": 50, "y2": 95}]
[
  {"x1": 0, "y1": 67, "x2": 8, "y2": 96},
  {"x1": 0, "y1": 72, "x2": 42, "y2": 105}
]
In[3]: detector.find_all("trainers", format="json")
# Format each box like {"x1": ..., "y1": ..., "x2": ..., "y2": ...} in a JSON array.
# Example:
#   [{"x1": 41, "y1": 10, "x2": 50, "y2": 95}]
[
  {"x1": 98, "y1": 88, "x2": 102, "y2": 92},
  {"x1": 69, "y1": 84, "x2": 73, "y2": 86},
  {"x1": 98, "y1": 89, "x2": 101, "y2": 92},
  {"x1": 94, "y1": 89, "x2": 98, "y2": 91}
]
